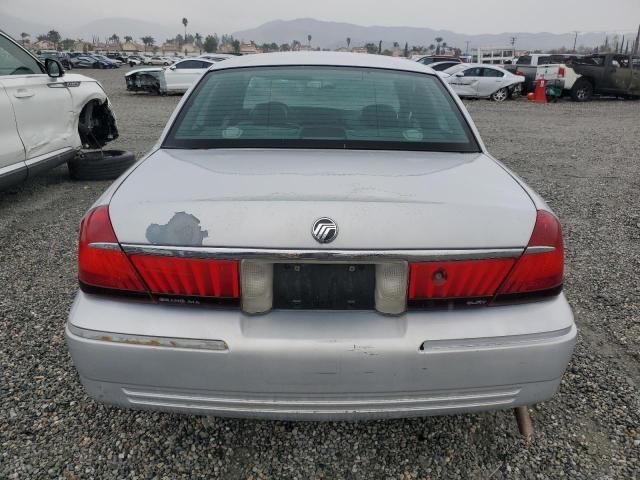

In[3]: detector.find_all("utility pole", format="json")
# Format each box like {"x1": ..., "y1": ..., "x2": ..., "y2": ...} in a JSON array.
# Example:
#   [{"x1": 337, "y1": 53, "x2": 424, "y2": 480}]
[
  {"x1": 572, "y1": 31, "x2": 579, "y2": 53},
  {"x1": 465, "y1": 40, "x2": 470, "y2": 57},
  {"x1": 510, "y1": 36, "x2": 517, "y2": 56}
]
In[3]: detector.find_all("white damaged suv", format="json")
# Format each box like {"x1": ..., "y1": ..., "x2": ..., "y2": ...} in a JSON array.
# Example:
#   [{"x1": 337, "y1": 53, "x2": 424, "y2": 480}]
[{"x1": 0, "y1": 31, "x2": 122, "y2": 190}]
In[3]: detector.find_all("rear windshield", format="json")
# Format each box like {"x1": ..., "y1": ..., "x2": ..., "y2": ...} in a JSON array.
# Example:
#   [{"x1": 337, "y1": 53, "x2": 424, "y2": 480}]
[{"x1": 163, "y1": 66, "x2": 480, "y2": 152}]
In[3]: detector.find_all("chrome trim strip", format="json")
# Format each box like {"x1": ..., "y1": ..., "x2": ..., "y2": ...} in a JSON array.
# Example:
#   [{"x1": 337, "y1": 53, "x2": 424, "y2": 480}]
[
  {"x1": 0, "y1": 162, "x2": 26, "y2": 176},
  {"x1": 67, "y1": 324, "x2": 228, "y2": 351},
  {"x1": 122, "y1": 387, "x2": 520, "y2": 407},
  {"x1": 525, "y1": 246, "x2": 555, "y2": 254},
  {"x1": 89, "y1": 242, "x2": 121, "y2": 251},
  {"x1": 420, "y1": 326, "x2": 572, "y2": 351},
  {"x1": 24, "y1": 147, "x2": 74, "y2": 167},
  {"x1": 121, "y1": 245, "x2": 525, "y2": 262},
  {"x1": 123, "y1": 397, "x2": 516, "y2": 414}
]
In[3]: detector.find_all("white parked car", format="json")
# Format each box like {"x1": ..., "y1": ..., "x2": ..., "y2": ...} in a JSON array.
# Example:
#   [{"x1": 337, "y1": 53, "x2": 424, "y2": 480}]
[
  {"x1": 68, "y1": 52, "x2": 576, "y2": 422},
  {"x1": 0, "y1": 31, "x2": 121, "y2": 189},
  {"x1": 125, "y1": 57, "x2": 219, "y2": 94},
  {"x1": 146, "y1": 56, "x2": 172, "y2": 66},
  {"x1": 443, "y1": 64, "x2": 525, "y2": 101}
]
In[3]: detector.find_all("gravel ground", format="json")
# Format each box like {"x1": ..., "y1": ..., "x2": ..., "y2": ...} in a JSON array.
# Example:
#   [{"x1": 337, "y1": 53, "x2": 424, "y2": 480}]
[{"x1": 1, "y1": 67, "x2": 639, "y2": 479}]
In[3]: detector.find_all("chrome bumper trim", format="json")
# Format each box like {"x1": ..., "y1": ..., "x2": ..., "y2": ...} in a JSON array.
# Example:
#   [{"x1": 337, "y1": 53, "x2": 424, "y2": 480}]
[
  {"x1": 120, "y1": 245, "x2": 525, "y2": 262},
  {"x1": 67, "y1": 324, "x2": 228, "y2": 351}
]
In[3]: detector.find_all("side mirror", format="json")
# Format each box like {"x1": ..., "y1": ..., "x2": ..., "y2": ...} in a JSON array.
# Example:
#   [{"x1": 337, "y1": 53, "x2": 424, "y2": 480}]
[
  {"x1": 169, "y1": 65, "x2": 177, "y2": 70},
  {"x1": 45, "y1": 58, "x2": 65, "y2": 78},
  {"x1": 455, "y1": 72, "x2": 464, "y2": 77}
]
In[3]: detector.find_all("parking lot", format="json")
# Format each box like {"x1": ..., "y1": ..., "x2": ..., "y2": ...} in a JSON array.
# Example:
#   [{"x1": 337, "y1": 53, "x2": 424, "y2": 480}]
[{"x1": 1, "y1": 66, "x2": 639, "y2": 479}]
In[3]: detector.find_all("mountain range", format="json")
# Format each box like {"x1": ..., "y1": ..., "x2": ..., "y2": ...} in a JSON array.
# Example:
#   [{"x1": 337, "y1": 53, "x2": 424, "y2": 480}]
[
  {"x1": 232, "y1": 18, "x2": 630, "y2": 51},
  {"x1": 1, "y1": 12, "x2": 633, "y2": 51}
]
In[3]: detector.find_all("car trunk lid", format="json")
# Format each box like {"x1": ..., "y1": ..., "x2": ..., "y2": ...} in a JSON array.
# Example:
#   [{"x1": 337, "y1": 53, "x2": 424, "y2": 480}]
[{"x1": 108, "y1": 148, "x2": 536, "y2": 250}]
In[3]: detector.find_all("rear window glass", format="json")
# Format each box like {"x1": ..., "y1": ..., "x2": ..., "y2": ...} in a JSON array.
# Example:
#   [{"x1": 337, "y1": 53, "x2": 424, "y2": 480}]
[{"x1": 164, "y1": 66, "x2": 479, "y2": 152}]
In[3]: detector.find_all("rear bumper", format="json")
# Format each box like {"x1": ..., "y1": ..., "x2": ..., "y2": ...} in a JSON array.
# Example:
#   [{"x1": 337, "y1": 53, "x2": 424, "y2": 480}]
[{"x1": 66, "y1": 292, "x2": 576, "y2": 420}]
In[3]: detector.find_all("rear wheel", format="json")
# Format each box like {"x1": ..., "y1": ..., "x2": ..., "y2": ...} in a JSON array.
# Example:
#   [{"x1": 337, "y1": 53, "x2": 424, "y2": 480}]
[
  {"x1": 68, "y1": 150, "x2": 136, "y2": 181},
  {"x1": 571, "y1": 79, "x2": 593, "y2": 102},
  {"x1": 491, "y1": 87, "x2": 509, "y2": 102}
]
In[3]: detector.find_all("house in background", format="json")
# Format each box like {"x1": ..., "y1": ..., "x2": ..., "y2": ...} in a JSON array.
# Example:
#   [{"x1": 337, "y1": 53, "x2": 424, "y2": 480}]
[
  {"x1": 240, "y1": 42, "x2": 260, "y2": 55},
  {"x1": 120, "y1": 41, "x2": 144, "y2": 54},
  {"x1": 32, "y1": 40, "x2": 55, "y2": 50}
]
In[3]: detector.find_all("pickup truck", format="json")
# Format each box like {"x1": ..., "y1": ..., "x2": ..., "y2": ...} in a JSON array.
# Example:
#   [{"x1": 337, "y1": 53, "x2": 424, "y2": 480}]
[
  {"x1": 570, "y1": 53, "x2": 640, "y2": 101},
  {"x1": 506, "y1": 54, "x2": 582, "y2": 92}
]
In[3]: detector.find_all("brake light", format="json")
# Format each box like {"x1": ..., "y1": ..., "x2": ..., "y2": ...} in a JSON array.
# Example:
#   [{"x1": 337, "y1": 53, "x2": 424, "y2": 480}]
[
  {"x1": 129, "y1": 255, "x2": 239, "y2": 299},
  {"x1": 558, "y1": 67, "x2": 565, "y2": 78},
  {"x1": 78, "y1": 205, "x2": 147, "y2": 294},
  {"x1": 496, "y1": 210, "x2": 564, "y2": 299},
  {"x1": 78, "y1": 205, "x2": 239, "y2": 301},
  {"x1": 408, "y1": 210, "x2": 564, "y2": 307},
  {"x1": 408, "y1": 258, "x2": 515, "y2": 302}
]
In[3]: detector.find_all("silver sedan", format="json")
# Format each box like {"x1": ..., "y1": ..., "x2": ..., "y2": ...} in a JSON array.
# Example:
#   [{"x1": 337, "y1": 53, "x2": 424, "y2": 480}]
[
  {"x1": 443, "y1": 63, "x2": 525, "y2": 101},
  {"x1": 66, "y1": 52, "x2": 576, "y2": 421}
]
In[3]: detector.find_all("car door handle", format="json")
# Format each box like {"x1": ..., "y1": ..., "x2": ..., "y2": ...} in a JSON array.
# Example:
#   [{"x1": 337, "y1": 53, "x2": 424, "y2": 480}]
[{"x1": 14, "y1": 88, "x2": 35, "y2": 99}]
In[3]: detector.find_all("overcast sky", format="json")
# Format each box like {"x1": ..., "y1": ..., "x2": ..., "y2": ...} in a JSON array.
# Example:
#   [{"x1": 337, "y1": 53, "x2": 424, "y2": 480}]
[{"x1": 3, "y1": 0, "x2": 639, "y2": 34}]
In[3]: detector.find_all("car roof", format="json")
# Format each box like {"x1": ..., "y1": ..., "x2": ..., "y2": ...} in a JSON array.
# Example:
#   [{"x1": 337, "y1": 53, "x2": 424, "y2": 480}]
[
  {"x1": 208, "y1": 52, "x2": 436, "y2": 75},
  {"x1": 199, "y1": 53, "x2": 234, "y2": 58}
]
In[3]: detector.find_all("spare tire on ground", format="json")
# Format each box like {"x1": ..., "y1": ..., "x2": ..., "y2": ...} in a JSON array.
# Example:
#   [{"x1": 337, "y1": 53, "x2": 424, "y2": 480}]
[{"x1": 68, "y1": 150, "x2": 136, "y2": 181}]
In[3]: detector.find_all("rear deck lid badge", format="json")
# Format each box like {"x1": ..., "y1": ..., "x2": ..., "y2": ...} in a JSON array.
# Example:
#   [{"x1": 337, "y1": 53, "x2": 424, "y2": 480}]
[{"x1": 312, "y1": 218, "x2": 338, "y2": 244}]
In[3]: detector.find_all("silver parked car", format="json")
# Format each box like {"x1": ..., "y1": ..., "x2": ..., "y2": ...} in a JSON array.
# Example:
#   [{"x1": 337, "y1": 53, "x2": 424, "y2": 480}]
[{"x1": 66, "y1": 52, "x2": 576, "y2": 421}]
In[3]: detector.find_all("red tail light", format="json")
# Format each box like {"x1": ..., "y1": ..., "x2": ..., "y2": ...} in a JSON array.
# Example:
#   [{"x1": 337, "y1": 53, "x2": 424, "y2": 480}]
[
  {"x1": 558, "y1": 67, "x2": 565, "y2": 78},
  {"x1": 78, "y1": 205, "x2": 147, "y2": 294},
  {"x1": 408, "y1": 210, "x2": 564, "y2": 307},
  {"x1": 78, "y1": 205, "x2": 239, "y2": 301},
  {"x1": 496, "y1": 210, "x2": 564, "y2": 299},
  {"x1": 408, "y1": 259, "x2": 515, "y2": 301},
  {"x1": 129, "y1": 255, "x2": 239, "y2": 299}
]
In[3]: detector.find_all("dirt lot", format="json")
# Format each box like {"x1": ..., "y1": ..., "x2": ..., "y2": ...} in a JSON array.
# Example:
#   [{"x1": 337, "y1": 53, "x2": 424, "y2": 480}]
[{"x1": 1, "y1": 67, "x2": 639, "y2": 479}]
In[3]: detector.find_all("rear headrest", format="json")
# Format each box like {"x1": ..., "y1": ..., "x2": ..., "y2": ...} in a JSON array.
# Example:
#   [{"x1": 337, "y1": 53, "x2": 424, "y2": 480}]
[{"x1": 360, "y1": 104, "x2": 398, "y2": 128}]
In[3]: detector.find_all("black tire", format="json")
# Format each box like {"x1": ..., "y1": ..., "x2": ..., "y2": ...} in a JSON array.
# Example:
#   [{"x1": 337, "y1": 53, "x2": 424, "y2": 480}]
[
  {"x1": 571, "y1": 79, "x2": 593, "y2": 102},
  {"x1": 68, "y1": 150, "x2": 136, "y2": 181}
]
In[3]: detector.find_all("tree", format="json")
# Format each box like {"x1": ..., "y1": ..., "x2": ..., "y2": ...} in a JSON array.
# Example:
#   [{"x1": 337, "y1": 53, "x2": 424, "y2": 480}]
[
  {"x1": 60, "y1": 38, "x2": 75, "y2": 51},
  {"x1": 378, "y1": 40, "x2": 382, "y2": 54},
  {"x1": 404, "y1": 42, "x2": 409, "y2": 57},
  {"x1": 182, "y1": 17, "x2": 188, "y2": 40},
  {"x1": 203, "y1": 35, "x2": 219, "y2": 53},
  {"x1": 109, "y1": 34, "x2": 120, "y2": 45},
  {"x1": 307, "y1": 34, "x2": 312, "y2": 47},
  {"x1": 20, "y1": 32, "x2": 29, "y2": 45},
  {"x1": 140, "y1": 36, "x2": 155, "y2": 52},
  {"x1": 194, "y1": 33, "x2": 202, "y2": 47},
  {"x1": 435, "y1": 36, "x2": 443, "y2": 54},
  {"x1": 393, "y1": 41, "x2": 399, "y2": 48},
  {"x1": 441, "y1": 41, "x2": 448, "y2": 53},
  {"x1": 47, "y1": 30, "x2": 61, "y2": 47},
  {"x1": 124, "y1": 36, "x2": 133, "y2": 43},
  {"x1": 232, "y1": 39, "x2": 241, "y2": 54},
  {"x1": 347, "y1": 37, "x2": 351, "y2": 50},
  {"x1": 280, "y1": 43, "x2": 291, "y2": 51},
  {"x1": 364, "y1": 43, "x2": 377, "y2": 54}
]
